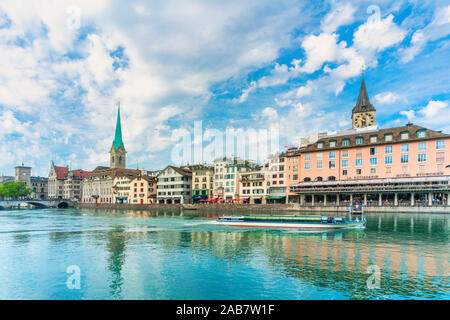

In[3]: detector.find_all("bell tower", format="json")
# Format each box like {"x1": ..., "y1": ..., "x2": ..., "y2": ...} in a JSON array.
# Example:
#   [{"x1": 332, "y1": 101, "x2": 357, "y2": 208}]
[
  {"x1": 352, "y1": 74, "x2": 376, "y2": 129},
  {"x1": 110, "y1": 101, "x2": 126, "y2": 169}
]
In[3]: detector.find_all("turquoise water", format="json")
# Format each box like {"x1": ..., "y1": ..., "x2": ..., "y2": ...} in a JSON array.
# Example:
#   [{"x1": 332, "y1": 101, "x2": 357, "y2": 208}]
[{"x1": 0, "y1": 208, "x2": 448, "y2": 300}]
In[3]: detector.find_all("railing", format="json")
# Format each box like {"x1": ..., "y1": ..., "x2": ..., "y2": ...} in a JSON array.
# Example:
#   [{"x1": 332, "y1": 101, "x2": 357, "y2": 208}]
[{"x1": 290, "y1": 184, "x2": 450, "y2": 193}]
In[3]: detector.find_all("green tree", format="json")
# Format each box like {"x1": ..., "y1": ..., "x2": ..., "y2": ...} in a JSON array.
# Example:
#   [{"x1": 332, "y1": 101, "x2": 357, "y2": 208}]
[{"x1": 0, "y1": 181, "x2": 32, "y2": 199}]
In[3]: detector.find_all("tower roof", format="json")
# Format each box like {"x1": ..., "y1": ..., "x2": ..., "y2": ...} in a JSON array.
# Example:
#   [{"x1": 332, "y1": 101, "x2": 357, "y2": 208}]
[
  {"x1": 352, "y1": 77, "x2": 375, "y2": 113},
  {"x1": 112, "y1": 101, "x2": 126, "y2": 152}
]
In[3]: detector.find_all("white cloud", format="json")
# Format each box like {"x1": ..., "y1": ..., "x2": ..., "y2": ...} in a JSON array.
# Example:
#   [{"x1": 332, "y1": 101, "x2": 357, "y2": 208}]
[
  {"x1": 419, "y1": 100, "x2": 448, "y2": 117},
  {"x1": 400, "y1": 5, "x2": 450, "y2": 63},
  {"x1": 321, "y1": 2, "x2": 356, "y2": 33},
  {"x1": 374, "y1": 92, "x2": 401, "y2": 104}
]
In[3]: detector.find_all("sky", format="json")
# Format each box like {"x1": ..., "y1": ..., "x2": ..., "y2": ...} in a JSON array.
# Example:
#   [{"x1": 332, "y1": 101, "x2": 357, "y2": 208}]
[{"x1": 0, "y1": 0, "x2": 449, "y2": 176}]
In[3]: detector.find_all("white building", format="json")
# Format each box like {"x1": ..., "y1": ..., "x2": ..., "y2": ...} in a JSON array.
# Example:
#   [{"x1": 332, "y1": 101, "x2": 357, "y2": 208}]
[
  {"x1": 156, "y1": 166, "x2": 192, "y2": 204},
  {"x1": 212, "y1": 157, "x2": 258, "y2": 200},
  {"x1": 266, "y1": 153, "x2": 287, "y2": 203}
]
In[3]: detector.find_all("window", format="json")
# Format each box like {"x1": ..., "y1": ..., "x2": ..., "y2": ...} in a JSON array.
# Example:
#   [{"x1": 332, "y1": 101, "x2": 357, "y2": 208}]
[
  {"x1": 385, "y1": 145, "x2": 393, "y2": 154},
  {"x1": 330, "y1": 140, "x2": 336, "y2": 147},
  {"x1": 370, "y1": 136, "x2": 377, "y2": 143},
  {"x1": 370, "y1": 147, "x2": 377, "y2": 155},
  {"x1": 305, "y1": 163, "x2": 310, "y2": 170},
  {"x1": 293, "y1": 174, "x2": 298, "y2": 180},
  {"x1": 401, "y1": 144, "x2": 409, "y2": 153},
  {"x1": 385, "y1": 156, "x2": 392, "y2": 165},
  {"x1": 386, "y1": 167, "x2": 392, "y2": 174},
  {"x1": 342, "y1": 170, "x2": 347, "y2": 176},
  {"x1": 293, "y1": 166, "x2": 298, "y2": 172},
  {"x1": 342, "y1": 160, "x2": 348, "y2": 168},
  {"x1": 355, "y1": 159, "x2": 363, "y2": 167},
  {"x1": 356, "y1": 169, "x2": 362, "y2": 175},
  {"x1": 370, "y1": 158, "x2": 377, "y2": 166},
  {"x1": 316, "y1": 161, "x2": 323, "y2": 169},
  {"x1": 436, "y1": 140, "x2": 445, "y2": 150},
  {"x1": 329, "y1": 151, "x2": 335, "y2": 159},
  {"x1": 370, "y1": 168, "x2": 376, "y2": 174},
  {"x1": 418, "y1": 142, "x2": 427, "y2": 152},
  {"x1": 305, "y1": 154, "x2": 311, "y2": 161},
  {"x1": 417, "y1": 130, "x2": 426, "y2": 138},
  {"x1": 401, "y1": 155, "x2": 409, "y2": 163},
  {"x1": 385, "y1": 134, "x2": 393, "y2": 142},
  {"x1": 329, "y1": 161, "x2": 335, "y2": 169},
  {"x1": 436, "y1": 152, "x2": 445, "y2": 163},
  {"x1": 400, "y1": 131, "x2": 409, "y2": 140},
  {"x1": 317, "y1": 142, "x2": 324, "y2": 149},
  {"x1": 316, "y1": 152, "x2": 323, "y2": 160},
  {"x1": 342, "y1": 151, "x2": 348, "y2": 158},
  {"x1": 342, "y1": 139, "x2": 350, "y2": 146},
  {"x1": 356, "y1": 137, "x2": 363, "y2": 145},
  {"x1": 418, "y1": 154, "x2": 426, "y2": 162},
  {"x1": 293, "y1": 158, "x2": 298, "y2": 164}
]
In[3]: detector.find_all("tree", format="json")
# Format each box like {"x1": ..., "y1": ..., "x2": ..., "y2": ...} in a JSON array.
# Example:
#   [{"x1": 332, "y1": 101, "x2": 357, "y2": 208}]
[{"x1": 0, "y1": 181, "x2": 32, "y2": 199}]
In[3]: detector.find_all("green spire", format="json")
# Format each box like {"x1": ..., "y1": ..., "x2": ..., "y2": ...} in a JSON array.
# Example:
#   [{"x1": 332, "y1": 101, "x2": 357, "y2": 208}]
[{"x1": 112, "y1": 101, "x2": 125, "y2": 152}]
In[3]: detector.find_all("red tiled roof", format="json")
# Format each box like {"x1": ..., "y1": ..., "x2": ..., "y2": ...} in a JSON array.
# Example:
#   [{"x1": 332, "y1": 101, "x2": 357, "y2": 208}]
[
  {"x1": 54, "y1": 166, "x2": 69, "y2": 180},
  {"x1": 71, "y1": 170, "x2": 91, "y2": 178}
]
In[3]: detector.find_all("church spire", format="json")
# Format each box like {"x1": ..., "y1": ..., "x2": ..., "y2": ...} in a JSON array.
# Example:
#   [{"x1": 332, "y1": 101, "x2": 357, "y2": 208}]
[
  {"x1": 353, "y1": 76, "x2": 375, "y2": 113},
  {"x1": 112, "y1": 100, "x2": 125, "y2": 152}
]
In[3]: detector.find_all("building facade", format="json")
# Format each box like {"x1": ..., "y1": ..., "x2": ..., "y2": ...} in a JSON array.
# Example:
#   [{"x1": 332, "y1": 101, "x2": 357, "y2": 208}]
[
  {"x1": 129, "y1": 175, "x2": 157, "y2": 204},
  {"x1": 157, "y1": 166, "x2": 192, "y2": 204},
  {"x1": 288, "y1": 77, "x2": 450, "y2": 207},
  {"x1": 191, "y1": 165, "x2": 214, "y2": 203},
  {"x1": 266, "y1": 153, "x2": 287, "y2": 203},
  {"x1": 213, "y1": 157, "x2": 258, "y2": 199},
  {"x1": 238, "y1": 169, "x2": 269, "y2": 204},
  {"x1": 48, "y1": 163, "x2": 69, "y2": 199},
  {"x1": 30, "y1": 176, "x2": 48, "y2": 199}
]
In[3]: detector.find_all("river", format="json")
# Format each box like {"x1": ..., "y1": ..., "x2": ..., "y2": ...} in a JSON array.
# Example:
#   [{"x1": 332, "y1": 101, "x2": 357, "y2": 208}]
[{"x1": 0, "y1": 208, "x2": 448, "y2": 299}]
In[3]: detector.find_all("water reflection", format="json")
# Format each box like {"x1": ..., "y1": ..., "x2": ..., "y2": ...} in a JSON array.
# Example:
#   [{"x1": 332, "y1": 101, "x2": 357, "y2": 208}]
[
  {"x1": 0, "y1": 208, "x2": 448, "y2": 299},
  {"x1": 106, "y1": 227, "x2": 128, "y2": 299}
]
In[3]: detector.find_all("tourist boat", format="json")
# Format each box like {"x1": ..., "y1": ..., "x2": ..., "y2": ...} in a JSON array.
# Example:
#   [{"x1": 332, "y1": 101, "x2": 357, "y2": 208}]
[{"x1": 215, "y1": 215, "x2": 366, "y2": 229}]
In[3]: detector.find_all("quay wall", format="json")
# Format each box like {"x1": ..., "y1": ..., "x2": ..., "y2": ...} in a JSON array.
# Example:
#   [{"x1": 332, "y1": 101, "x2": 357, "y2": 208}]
[{"x1": 75, "y1": 203, "x2": 449, "y2": 214}]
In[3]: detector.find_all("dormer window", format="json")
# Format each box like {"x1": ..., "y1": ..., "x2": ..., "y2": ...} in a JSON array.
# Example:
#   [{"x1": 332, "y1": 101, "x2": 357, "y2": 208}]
[
  {"x1": 416, "y1": 129, "x2": 426, "y2": 138},
  {"x1": 317, "y1": 142, "x2": 324, "y2": 149},
  {"x1": 329, "y1": 140, "x2": 336, "y2": 148},
  {"x1": 370, "y1": 135, "x2": 378, "y2": 143},
  {"x1": 342, "y1": 139, "x2": 350, "y2": 146},
  {"x1": 384, "y1": 134, "x2": 393, "y2": 142},
  {"x1": 400, "y1": 131, "x2": 409, "y2": 140},
  {"x1": 356, "y1": 137, "x2": 363, "y2": 145}
]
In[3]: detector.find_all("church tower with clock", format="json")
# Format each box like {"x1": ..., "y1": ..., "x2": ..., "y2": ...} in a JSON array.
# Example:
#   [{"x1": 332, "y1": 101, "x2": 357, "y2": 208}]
[{"x1": 351, "y1": 76, "x2": 376, "y2": 129}]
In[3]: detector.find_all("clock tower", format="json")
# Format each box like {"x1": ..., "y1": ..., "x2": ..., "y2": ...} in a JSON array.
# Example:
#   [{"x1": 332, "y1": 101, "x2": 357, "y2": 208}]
[{"x1": 351, "y1": 76, "x2": 376, "y2": 129}]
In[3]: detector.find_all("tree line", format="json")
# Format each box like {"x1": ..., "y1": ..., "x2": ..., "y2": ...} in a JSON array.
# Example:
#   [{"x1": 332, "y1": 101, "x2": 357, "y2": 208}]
[{"x1": 0, "y1": 181, "x2": 32, "y2": 199}]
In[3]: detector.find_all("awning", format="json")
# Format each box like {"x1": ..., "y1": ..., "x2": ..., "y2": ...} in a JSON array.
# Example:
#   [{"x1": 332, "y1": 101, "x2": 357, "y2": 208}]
[{"x1": 266, "y1": 196, "x2": 286, "y2": 200}]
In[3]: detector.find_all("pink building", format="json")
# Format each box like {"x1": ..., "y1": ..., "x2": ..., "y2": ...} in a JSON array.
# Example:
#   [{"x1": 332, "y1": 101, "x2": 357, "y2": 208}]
[{"x1": 288, "y1": 78, "x2": 450, "y2": 208}]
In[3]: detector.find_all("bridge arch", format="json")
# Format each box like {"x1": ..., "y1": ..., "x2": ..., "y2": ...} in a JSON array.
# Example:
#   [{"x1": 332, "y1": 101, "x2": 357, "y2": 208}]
[{"x1": 57, "y1": 202, "x2": 69, "y2": 208}]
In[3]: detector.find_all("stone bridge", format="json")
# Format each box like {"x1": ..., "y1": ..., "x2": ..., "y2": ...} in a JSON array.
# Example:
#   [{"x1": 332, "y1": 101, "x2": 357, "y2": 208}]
[{"x1": 0, "y1": 200, "x2": 75, "y2": 209}]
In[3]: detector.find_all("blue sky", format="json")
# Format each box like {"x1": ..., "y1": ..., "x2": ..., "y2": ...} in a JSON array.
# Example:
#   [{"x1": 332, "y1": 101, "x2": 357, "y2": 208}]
[{"x1": 0, "y1": 0, "x2": 449, "y2": 176}]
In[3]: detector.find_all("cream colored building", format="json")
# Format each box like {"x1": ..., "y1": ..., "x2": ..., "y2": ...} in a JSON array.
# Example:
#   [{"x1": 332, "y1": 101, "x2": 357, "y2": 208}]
[
  {"x1": 213, "y1": 157, "x2": 257, "y2": 199},
  {"x1": 129, "y1": 175, "x2": 157, "y2": 204},
  {"x1": 238, "y1": 169, "x2": 270, "y2": 204},
  {"x1": 82, "y1": 167, "x2": 139, "y2": 204},
  {"x1": 191, "y1": 165, "x2": 214, "y2": 203}
]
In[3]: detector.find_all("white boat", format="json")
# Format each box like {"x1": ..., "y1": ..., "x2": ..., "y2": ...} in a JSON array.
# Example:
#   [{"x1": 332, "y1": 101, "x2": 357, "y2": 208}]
[{"x1": 215, "y1": 215, "x2": 366, "y2": 230}]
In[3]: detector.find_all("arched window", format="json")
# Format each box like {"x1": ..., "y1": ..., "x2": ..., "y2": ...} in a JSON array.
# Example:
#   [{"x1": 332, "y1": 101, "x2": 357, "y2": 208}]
[
  {"x1": 119, "y1": 156, "x2": 122, "y2": 165},
  {"x1": 328, "y1": 176, "x2": 336, "y2": 181},
  {"x1": 303, "y1": 177, "x2": 311, "y2": 182},
  {"x1": 315, "y1": 177, "x2": 323, "y2": 181}
]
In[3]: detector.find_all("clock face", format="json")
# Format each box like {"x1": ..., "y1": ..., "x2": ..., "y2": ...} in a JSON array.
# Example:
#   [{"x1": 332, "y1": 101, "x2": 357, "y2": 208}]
[{"x1": 353, "y1": 112, "x2": 375, "y2": 128}]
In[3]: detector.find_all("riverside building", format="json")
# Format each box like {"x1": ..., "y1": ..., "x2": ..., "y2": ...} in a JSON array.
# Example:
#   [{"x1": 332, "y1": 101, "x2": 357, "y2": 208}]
[
  {"x1": 191, "y1": 165, "x2": 214, "y2": 203},
  {"x1": 156, "y1": 166, "x2": 192, "y2": 204},
  {"x1": 288, "y1": 77, "x2": 450, "y2": 207}
]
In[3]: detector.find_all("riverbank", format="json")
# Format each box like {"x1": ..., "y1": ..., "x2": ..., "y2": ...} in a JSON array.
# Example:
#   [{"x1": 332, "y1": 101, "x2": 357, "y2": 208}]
[{"x1": 75, "y1": 203, "x2": 450, "y2": 213}]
